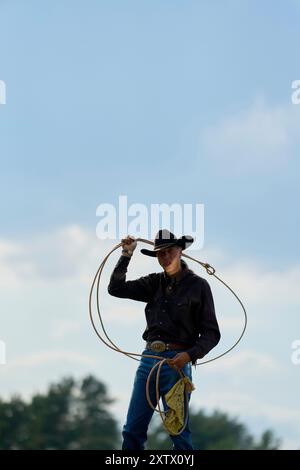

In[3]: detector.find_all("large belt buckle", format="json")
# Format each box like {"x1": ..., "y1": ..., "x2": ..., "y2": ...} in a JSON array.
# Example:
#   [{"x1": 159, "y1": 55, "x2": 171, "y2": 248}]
[{"x1": 150, "y1": 340, "x2": 166, "y2": 353}]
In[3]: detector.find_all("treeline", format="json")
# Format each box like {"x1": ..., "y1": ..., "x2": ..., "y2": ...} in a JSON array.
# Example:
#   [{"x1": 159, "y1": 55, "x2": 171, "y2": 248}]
[{"x1": 0, "y1": 375, "x2": 280, "y2": 450}]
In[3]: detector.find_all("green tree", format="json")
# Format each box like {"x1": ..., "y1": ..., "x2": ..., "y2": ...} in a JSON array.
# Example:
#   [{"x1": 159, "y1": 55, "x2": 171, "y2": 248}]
[
  {"x1": 0, "y1": 375, "x2": 120, "y2": 449},
  {"x1": 72, "y1": 375, "x2": 119, "y2": 449},
  {"x1": 0, "y1": 376, "x2": 282, "y2": 450},
  {"x1": 147, "y1": 409, "x2": 281, "y2": 450},
  {"x1": 0, "y1": 396, "x2": 29, "y2": 449}
]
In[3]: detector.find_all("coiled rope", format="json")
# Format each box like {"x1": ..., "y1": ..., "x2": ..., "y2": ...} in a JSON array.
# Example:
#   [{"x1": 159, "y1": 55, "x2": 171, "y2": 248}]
[{"x1": 88, "y1": 238, "x2": 247, "y2": 435}]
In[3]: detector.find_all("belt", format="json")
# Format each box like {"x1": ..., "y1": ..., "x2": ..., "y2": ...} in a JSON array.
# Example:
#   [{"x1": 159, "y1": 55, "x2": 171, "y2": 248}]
[{"x1": 146, "y1": 340, "x2": 189, "y2": 353}]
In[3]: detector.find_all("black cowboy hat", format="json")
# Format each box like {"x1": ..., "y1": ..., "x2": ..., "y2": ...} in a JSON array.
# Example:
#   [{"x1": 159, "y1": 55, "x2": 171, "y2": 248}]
[{"x1": 140, "y1": 229, "x2": 194, "y2": 257}]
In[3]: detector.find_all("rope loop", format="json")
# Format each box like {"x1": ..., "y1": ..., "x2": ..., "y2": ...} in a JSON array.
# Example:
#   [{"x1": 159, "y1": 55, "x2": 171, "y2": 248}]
[{"x1": 88, "y1": 238, "x2": 247, "y2": 434}]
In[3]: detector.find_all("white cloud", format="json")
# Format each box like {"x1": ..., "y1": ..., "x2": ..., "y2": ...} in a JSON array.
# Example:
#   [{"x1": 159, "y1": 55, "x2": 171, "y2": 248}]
[
  {"x1": 196, "y1": 390, "x2": 300, "y2": 431},
  {"x1": 1, "y1": 225, "x2": 300, "y2": 449},
  {"x1": 204, "y1": 350, "x2": 280, "y2": 374},
  {"x1": 2, "y1": 351, "x2": 97, "y2": 371},
  {"x1": 51, "y1": 320, "x2": 82, "y2": 340},
  {"x1": 0, "y1": 225, "x2": 110, "y2": 288},
  {"x1": 0, "y1": 224, "x2": 158, "y2": 288},
  {"x1": 220, "y1": 261, "x2": 300, "y2": 305},
  {"x1": 199, "y1": 98, "x2": 300, "y2": 175},
  {"x1": 0, "y1": 241, "x2": 23, "y2": 257},
  {"x1": 1, "y1": 225, "x2": 300, "y2": 329},
  {"x1": 0, "y1": 240, "x2": 34, "y2": 288}
]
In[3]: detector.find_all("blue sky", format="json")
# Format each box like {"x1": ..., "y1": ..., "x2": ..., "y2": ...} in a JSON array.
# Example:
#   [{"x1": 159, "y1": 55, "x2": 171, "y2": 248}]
[{"x1": 1, "y1": 0, "x2": 300, "y2": 449}]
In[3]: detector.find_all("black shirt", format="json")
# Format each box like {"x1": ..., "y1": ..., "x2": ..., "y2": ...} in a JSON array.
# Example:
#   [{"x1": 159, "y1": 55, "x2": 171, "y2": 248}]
[{"x1": 108, "y1": 255, "x2": 221, "y2": 363}]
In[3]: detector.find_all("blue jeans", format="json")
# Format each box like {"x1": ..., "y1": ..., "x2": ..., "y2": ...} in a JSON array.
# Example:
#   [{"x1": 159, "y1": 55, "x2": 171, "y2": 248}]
[{"x1": 122, "y1": 349, "x2": 194, "y2": 450}]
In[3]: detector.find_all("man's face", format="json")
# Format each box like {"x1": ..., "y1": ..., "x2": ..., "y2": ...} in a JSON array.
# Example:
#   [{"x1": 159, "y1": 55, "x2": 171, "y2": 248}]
[{"x1": 157, "y1": 245, "x2": 182, "y2": 273}]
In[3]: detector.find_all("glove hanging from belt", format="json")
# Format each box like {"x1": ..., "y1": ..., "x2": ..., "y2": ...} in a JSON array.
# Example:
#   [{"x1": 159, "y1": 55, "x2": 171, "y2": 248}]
[{"x1": 164, "y1": 376, "x2": 195, "y2": 434}]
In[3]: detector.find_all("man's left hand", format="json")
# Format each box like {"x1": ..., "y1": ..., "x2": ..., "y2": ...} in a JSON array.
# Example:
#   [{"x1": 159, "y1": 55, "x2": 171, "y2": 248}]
[{"x1": 168, "y1": 352, "x2": 191, "y2": 370}]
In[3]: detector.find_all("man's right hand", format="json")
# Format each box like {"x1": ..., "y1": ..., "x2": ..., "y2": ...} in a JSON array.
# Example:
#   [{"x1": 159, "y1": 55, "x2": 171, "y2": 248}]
[{"x1": 121, "y1": 235, "x2": 137, "y2": 256}]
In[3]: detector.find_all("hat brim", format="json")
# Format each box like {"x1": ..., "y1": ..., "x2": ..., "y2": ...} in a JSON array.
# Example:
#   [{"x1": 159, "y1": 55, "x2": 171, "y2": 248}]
[
  {"x1": 140, "y1": 243, "x2": 175, "y2": 257},
  {"x1": 140, "y1": 236, "x2": 194, "y2": 257}
]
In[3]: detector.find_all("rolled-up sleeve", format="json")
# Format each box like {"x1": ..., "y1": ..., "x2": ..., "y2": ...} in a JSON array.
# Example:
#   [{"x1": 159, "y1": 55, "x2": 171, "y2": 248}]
[{"x1": 108, "y1": 255, "x2": 157, "y2": 302}]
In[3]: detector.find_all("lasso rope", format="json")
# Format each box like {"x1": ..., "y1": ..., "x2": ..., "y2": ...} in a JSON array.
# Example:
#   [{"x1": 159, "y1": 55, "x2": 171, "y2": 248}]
[{"x1": 88, "y1": 238, "x2": 247, "y2": 435}]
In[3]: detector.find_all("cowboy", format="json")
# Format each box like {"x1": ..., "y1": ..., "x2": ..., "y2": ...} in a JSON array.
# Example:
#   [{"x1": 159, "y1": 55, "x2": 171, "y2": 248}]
[{"x1": 108, "y1": 229, "x2": 221, "y2": 450}]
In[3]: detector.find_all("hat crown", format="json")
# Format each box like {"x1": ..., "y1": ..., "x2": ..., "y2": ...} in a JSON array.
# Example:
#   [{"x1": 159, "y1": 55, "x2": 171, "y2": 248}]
[
  {"x1": 155, "y1": 229, "x2": 177, "y2": 246},
  {"x1": 140, "y1": 229, "x2": 194, "y2": 257}
]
